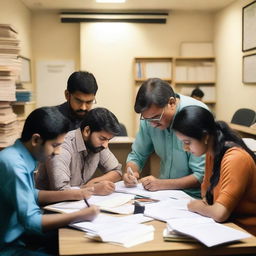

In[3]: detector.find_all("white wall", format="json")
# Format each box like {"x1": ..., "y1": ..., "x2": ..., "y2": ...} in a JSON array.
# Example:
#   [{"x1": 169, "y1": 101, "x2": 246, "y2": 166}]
[
  {"x1": 214, "y1": 0, "x2": 256, "y2": 122},
  {"x1": 80, "y1": 11, "x2": 214, "y2": 136},
  {"x1": 32, "y1": 11, "x2": 80, "y2": 106}
]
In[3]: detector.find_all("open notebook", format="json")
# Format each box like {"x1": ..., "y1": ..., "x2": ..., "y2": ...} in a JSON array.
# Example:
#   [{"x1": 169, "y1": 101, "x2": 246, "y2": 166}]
[{"x1": 44, "y1": 192, "x2": 135, "y2": 214}]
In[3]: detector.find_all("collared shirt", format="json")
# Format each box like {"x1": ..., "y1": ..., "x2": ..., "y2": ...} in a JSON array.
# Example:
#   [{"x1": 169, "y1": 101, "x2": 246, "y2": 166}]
[
  {"x1": 36, "y1": 128, "x2": 122, "y2": 190},
  {"x1": 0, "y1": 139, "x2": 42, "y2": 250},
  {"x1": 57, "y1": 101, "x2": 82, "y2": 131},
  {"x1": 127, "y1": 94, "x2": 207, "y2": 198}
]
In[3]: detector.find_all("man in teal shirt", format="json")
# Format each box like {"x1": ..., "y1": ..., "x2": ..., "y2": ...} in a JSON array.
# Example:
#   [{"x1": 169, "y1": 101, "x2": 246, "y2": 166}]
[{"x1": 124, "y1": 78, "x2": 207, "y2": 198}]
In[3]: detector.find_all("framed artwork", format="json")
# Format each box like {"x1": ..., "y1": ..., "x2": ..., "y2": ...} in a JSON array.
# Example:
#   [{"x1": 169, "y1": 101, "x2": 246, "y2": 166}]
[
  {"x1": 242, "y1": 1, "x2": 256, "y2": 51},
  {"x1": 18, "y1": 56, "x2": 31, "y2": 83},
  {"x1": 243, "y1": 53, "x2": 256, "y2": 83}
]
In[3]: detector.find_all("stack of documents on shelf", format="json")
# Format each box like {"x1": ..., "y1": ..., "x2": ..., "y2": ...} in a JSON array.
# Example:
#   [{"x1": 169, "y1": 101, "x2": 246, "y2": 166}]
[
  {"x1": 44, "y1": 192, "x2": 135, "y2": 214},
  {"x1": 0, "y1": 24, "x2": 18, "y2": 39},
  {"x1": 166, "y1": 217, "x2": 251, "y2": 247},
  {"x1": 78, "y1": 214, "x2": 154, "y2": 248}
]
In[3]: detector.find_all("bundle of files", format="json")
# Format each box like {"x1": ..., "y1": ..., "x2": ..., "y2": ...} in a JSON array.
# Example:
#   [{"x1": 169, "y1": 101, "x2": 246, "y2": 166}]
[
  {"x1": 71, "y1": 214, "x2": 154, "y2": 248},
  {"x1": 15, "y1": 89, "x2": 32, "y2": 102},
  {"x1": 164, "y1": 217, "x2": 251, "y2": 247},
  {"x1": 0, "y1": 24, "x2": 21, "y2": 147}
]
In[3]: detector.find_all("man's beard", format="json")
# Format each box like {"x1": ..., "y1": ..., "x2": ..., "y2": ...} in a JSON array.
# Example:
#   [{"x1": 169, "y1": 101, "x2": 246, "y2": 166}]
[
  {"x1": 68, "y1": 103, "x2": 88, "y2": 120},
  {"x1": 85, "y1": 139, "x2": 105, "y2": 153}
]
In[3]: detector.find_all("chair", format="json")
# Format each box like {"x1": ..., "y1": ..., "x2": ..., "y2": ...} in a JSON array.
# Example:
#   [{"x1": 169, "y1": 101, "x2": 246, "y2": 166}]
[{"x1": 231, "y1": 108, "x2": 256, "y2": 127}]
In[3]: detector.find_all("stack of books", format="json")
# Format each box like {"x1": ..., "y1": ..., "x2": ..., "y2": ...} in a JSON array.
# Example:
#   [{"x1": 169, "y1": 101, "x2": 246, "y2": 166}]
[
  {"x1": 16, "y1": 89, "x2": 32, "y2": 102},
  {"x1": 0, "y1": 24, "x2": 21, "y2": 148}
]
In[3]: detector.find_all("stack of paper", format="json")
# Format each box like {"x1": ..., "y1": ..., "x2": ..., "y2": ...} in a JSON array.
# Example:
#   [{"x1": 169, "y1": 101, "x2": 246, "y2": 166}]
[
  {"x1": 85, "y1": 221, "x2": 154, "y2": 248},
  {"x1": 166, "y1": 217, "x2": 251, "y2": 247},
  {"x1": 0, "y1": 24, "x2": 20, "y2": 148}
]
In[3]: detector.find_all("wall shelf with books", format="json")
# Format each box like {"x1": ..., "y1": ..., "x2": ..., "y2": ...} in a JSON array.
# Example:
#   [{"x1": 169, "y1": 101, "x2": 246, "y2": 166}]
[{"x1": 134, "y1": 57, "x2": 173, "y2": 83}]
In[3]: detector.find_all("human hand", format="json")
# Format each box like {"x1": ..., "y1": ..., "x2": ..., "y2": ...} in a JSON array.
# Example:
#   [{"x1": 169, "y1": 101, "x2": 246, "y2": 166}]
[
  {"x1": 187, "y1": 199, "x2": 207, "y2": 213},
  {"x1": 140, "y1": 175, "x2": 162, "y2": 191},
  {"x1": 71, "y1": 187, "x2": 94, "y2": 201},
  {"x1": 123, "y1": 169, "x2": 139, "y2": 188},
  {"x1": 79, "y1": 205, "x2": 100, "y2": 221},
  {"x1": 93, "y1": 181, "x2": 115, "y2": 195}
]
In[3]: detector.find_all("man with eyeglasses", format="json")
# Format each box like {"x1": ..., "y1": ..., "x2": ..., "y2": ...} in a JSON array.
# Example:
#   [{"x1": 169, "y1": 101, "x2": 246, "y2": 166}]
[
  {"x1": 57, "y1": 71, "x2": 98, "y2": 131},
  {"x1": 35, "y1": 108, "x2": 122, "y2": 196},
  {"x1": 123, "y1": 78, "x2": 208, "y2": 198}
]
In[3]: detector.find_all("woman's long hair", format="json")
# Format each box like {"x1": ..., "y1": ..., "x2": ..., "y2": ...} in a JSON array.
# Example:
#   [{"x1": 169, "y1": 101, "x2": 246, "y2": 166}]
[{"x1": 172, "y1": 106, "x2": 256, "y2": 204}]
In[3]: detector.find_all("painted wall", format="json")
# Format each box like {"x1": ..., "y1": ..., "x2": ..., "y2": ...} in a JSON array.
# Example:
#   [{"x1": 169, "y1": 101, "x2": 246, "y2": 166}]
[
  {"x1": 214, "y1": 0, "x2": 256, "y2": 122},
  {"x1": 80, "y1": 11, "x2": 214, "y2": 136},
  {"x1": 31, "y1": 11, "x2": 80, "y2": 105}
]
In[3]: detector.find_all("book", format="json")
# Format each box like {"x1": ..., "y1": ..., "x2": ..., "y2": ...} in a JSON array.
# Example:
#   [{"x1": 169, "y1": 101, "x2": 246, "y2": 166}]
[{"x1": 167, "y1": 217, "x2": 252, "y2": 247}]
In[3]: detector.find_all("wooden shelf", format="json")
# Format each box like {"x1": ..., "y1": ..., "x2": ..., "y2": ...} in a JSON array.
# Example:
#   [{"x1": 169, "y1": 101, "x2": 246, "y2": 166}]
[
  {"x1": 175, "y1": 81, "x2": 215, "y2": 85},
  {"x1": 12, "y1": 101, "x2": 35, "y2": 106}
]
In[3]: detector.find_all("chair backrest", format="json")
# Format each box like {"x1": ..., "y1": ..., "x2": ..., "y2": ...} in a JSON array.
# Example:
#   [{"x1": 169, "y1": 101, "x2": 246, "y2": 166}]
[{"x1": 231, "y1": 108, "x2": 256, "y2": 127}]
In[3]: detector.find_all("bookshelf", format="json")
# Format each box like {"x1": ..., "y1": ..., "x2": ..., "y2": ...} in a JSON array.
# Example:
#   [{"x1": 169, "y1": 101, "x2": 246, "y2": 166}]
[
  {"x1": 173, "y1": 57, "x2": 216, "y2": 107},
  {"x1": 133, "y1": 56, "x2": 216, "y2": 134}
]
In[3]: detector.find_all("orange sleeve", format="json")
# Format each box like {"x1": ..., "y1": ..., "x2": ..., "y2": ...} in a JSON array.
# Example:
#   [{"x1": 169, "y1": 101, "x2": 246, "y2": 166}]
[{"x1": 215, "y1": 148, "x2": 252, "y2": 211}]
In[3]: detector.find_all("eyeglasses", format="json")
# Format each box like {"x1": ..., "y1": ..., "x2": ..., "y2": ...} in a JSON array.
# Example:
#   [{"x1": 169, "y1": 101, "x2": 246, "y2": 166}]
[
  {"x1": 140, "y1": 108, "x2": 165, "y2": 123},
  {"x1": 71, "y1": 95, "x2": 97, "y2": 106}
]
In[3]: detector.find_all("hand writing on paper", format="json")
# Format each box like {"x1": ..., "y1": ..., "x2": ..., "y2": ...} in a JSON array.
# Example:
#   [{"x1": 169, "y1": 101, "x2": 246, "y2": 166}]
[
  {"x1": 78, "y1": 205, "x2": 100, "y2": 222},
  {"x1": 93, "y1": 180, "x2": 115, "y2": 196},
  {"x1": 140, "y1": 175, "x2": 162, "y2": 191},
  {"x1": 123, "y1": 167, "x2": 139, "y2": 188},
  {"x1": 72, "y1": 186, "x2": 94, "y2": 201}
]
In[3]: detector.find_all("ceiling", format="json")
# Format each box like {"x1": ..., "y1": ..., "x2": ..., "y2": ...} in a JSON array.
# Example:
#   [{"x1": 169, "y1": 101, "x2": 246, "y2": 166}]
[{"x1": 21, "y1": 0, "x2": 237, "y2": 12}]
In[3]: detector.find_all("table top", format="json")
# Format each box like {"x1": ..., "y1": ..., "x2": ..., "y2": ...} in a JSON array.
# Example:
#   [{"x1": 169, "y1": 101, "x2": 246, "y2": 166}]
[
  {"x1": 59, "y1": 220, "x2": 256, "y2": 256},
  {"x1": 229, "y1": 123, "x2": 256, "y2": 136}
]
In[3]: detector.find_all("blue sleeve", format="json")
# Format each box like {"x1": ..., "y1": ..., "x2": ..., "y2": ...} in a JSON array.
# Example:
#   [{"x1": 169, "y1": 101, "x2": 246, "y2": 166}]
[
  {"x1": 127, "y1": 120, "x2": 155, "y2": 171},
  {"x1": 188, "y1": 153, "x2": 205, "y2": 183},
  {"x1": 9, "y1": 163, "x2": 42, "y2": 234}
]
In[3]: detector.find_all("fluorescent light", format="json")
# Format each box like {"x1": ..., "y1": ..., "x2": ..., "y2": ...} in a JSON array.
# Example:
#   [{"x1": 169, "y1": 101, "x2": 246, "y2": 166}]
[{"x1": 96, "y1": 0, "x2": 126, "y2": 3}]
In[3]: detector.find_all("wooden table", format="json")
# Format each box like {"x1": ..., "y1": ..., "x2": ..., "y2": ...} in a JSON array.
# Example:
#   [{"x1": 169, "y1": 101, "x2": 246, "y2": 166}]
[
  {"x1": 229, "y1": 123, "x2": 256, "y2": 139},
  {"x1": 59, "y1": 220, "x2": 256, "y2": 256}
]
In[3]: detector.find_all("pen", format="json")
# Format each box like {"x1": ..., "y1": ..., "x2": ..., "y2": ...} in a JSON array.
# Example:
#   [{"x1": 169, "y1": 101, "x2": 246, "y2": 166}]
[
  {"x1": 127, "y1": 167, "x2": 138, "y2": 184},
  {"x1": 84, "y1": 198, "x2": 90, "y2": 208}
]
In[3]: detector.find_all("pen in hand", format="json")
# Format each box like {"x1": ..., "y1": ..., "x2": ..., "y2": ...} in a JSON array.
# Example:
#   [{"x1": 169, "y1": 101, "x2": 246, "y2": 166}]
[
  {"x1": 127, "y1": 167, "x2": 138, "y2": 184},
  {"x1": 84, "y1": 198, "x2": 90, "y2": 208}
]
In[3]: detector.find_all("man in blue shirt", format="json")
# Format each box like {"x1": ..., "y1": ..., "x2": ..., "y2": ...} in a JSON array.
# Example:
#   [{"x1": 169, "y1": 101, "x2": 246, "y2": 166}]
[
  {"x1": 0, "y1": 107, "x2": 99, "y2": 256},
  {"x1": 124, "y1": 78, "x2": 207, "y2": 198}
]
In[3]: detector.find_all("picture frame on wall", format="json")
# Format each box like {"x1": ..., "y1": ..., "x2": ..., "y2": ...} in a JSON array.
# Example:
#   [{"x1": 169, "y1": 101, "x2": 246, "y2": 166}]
[
  {"x1": 243, "y1": 53, "x2": 256, "y2": 83},
  {"x1": 18, "y1": 56, "x2": 31, "y2": 83},
  {"x1": 242, "y1": 0, "x2": 256, "y2": 52}
]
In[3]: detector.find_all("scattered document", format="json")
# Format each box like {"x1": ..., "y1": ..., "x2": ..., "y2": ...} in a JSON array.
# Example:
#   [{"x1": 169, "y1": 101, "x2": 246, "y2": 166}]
[
  {"x1": 167, "y1": 217, "x2": 251, "y2": 247},
  {"x1": 115, "y1": 181, "x2": 192, "y2": 201},
  {"x1": 44, "y1": 192, "x2": 135, "y2": 214}
]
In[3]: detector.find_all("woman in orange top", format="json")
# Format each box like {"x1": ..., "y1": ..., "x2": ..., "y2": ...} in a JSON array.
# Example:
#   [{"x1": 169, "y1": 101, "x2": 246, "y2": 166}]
[{"x1": 172, "y1": 106, "x2": 256, "y2": 235}]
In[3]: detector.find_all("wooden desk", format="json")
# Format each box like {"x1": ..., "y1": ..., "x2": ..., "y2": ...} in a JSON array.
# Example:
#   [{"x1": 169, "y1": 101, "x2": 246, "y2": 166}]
[
  {"x1": 59, "y1": 221, "x2": 256, "y2": 256},
  {"x1": 229, "y1": 123, "x2": 256, "y2": 139}
]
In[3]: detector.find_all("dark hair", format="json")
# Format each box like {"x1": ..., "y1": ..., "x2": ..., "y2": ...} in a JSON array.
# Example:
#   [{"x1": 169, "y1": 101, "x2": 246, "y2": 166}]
[
  {"x1": 67, "y1": 71, "x2": 98, "y2": 95},
  {"x1": 134, "y1": 78, "x2": 176, "y2": 113},
  {"x1": 191, "y1": 88, "x2": 204, "y2": 98},
  {"x1": 172, "y1": 106, "x2": 256, "y2": 204},
  {"x1": 21, "y1": 107, "x2": 70, "y2": 143},
  {"x1": 80, "y1": 107, "x2": 121, "y2": 136}
]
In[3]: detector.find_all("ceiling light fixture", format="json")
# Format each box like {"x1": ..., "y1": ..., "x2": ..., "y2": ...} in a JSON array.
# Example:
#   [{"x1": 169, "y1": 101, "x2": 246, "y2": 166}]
[{"x1": 96, "y1": 0, "x2": 126, "y2": 3}]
